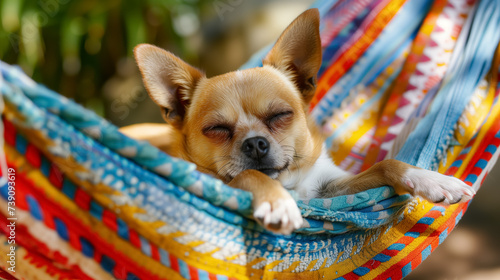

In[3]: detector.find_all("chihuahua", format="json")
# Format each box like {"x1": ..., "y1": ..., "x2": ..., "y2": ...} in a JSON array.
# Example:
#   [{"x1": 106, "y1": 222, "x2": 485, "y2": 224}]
[{"x1": 121, "y1": 9, "x2": 475, "y2": 234}]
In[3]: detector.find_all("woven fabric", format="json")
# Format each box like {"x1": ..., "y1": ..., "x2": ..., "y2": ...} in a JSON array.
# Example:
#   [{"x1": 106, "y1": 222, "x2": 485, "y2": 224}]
[{"x1": 1, "y1": 0, "x2": 500, "y2": 279}]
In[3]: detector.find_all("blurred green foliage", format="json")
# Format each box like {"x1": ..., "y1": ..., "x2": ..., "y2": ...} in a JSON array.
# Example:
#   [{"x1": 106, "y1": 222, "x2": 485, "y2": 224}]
[{"x1": 0, "y1": 0, "x2": 212, "y2": 116}]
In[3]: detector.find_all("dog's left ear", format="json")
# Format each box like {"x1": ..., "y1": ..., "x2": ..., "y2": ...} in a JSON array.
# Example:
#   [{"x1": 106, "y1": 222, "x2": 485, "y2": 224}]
[{"x1": 263, "y1": 8, "x2": 321, "y2": 105}]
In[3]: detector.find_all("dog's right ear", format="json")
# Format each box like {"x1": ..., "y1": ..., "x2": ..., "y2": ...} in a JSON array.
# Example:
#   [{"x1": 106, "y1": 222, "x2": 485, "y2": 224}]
[{"x1": 134, "y1": 44, "x2": 204, "y2": 128}]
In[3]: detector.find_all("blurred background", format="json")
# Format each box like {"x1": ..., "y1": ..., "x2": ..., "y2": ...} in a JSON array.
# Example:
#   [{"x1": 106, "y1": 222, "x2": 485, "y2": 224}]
[{"x1": 1, "y1": 0, "x2": 499, "y2": 279}]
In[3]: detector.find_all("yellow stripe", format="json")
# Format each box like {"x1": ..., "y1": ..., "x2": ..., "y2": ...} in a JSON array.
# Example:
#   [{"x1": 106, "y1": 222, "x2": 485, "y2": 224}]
[{"x1": 331, "y1": 109, "x2": 379, "y2": 164}]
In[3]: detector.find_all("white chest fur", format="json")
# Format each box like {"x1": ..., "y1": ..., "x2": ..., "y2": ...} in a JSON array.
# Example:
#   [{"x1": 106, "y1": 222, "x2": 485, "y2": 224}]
[{"x1": 279, "y1": 145, "x2": 350, "y2": 200}]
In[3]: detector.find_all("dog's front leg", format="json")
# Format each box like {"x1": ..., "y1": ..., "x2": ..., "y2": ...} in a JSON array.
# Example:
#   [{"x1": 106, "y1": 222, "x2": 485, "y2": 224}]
[
  {"x1": 321, "y1": 159, "x2": 475, "y2": 205},
  {"x1": 229, "y1": 169, "x2": 303, "y2": 234}
]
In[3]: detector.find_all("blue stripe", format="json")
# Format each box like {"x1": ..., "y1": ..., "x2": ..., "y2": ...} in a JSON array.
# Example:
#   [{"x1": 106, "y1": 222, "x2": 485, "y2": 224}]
[
  {"x1": 198, "y1": 269, "x2": 209, "y2": 280},
  {"x1": 430, "y1": 206, "x2": 446, "y2": 214},
  {"x1": 126, "y1": 273, "x2": 140, "y2": 280},
  {"x1": 456, "y1": 210, "x2": 464, "y2": 225},
  {"x1": 159, "y1": 249, "x2": 171, "y2": 267},
  {"x1": 465, "y1": 174, "x2": 478, "y2": 183},
  {"x1": 54, "y1": 217, "x2": 69, "y2": 241},
  {"x1": 402, "y1": 262, "x2": 412, "y2": 278},
  {"x1": 438, "y1": 228, "x2": 448, "y2": 245},
  {"x1": 388, "y1": 243, "x2": 405, "y2": 251},
  {"x1": 26, "y1": 194, "x2": 44, "y2": 221},
  {"x1": 61, "y1": 179, "x2": 77, "y2": 199},
  {"x1": 80, "y1": 237, "x2": 94, "y2": 258},
  {"x1": 15, "y1": 134, "x2": 27, "y2": 155},
  {"x1": 116, "y1": 218, "x2": 129, "y2": 240},
  {"x1": 405, "y1": 231, "x2": 420, "y2": 238},
  {"x1": 373, "y1": 253, "x2": 391, "y2": 262},
  {"x1": 0, "y1": 185, "x2": 8, "y2": 199},
  {"x1": 486, "y1": 144, "x2": 497, "y2": 154},
  {"x1": 100, "y1": 254, "x2": 116, "y2": 273},
  {"x1": 40, "y1": 156, "x2": 51, "y2": 177},
  {"x1": 475, "y1": 159, "x2": 488, "y2": 169},
  {"x1": 421, "y1": 245, "x2": 432, "y2": 261},
  {"x1": 178, "y1": 259, "x2": 190, "y2": 279},
  {"x1": 89, "y1": 200, "x2": 103, "y2": 220},
  {"x1": 418, "y1": 217, "x2": 435, "y2": 225},
  {"x1": 353, "y1": 266, "x2": 370, "y2": 276},
  {"x1": 450, "y1": 160, "x2": 463, "y2": 168},
  {"x1": 140, "y1": 236, "x2": 151, "y2": 257}
]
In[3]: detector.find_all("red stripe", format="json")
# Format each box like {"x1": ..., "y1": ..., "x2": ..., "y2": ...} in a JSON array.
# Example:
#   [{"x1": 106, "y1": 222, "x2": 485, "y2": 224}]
[
  {"x1": 481, "y1": 151, "x2": 493, "y2": 162},
  {"x1": 470, "y1": 166, "x2": 483, "y2": 176},
  {"x1": 25, "y1": 143, "x2": 41, "y2": 168},
  {"x1": 74, "y1": 189, "x2": 92, "y2": 211},
  {"x1": 0, "y1": 267, "x2": 19, "y2": 280},
  {"x1": 94, "y1": 250, "x2": 102, "y2": 264},
  {"x1": 102, "y1": 210, "x2": 118, "y2": 232},
  {"x1": 43, "y1": 205, "x2": 56, "y2": 230},
  {"x1": 492, "y1": 137, "x2": 500, "y2": 147},
  {"x1": 342, "y1": 272, "x2": 360, "y2": 280},
  {"x1": 129, "y1": 229, "x2": 141, "y2": 249},
  {"x1": 381, "y1": 249, "x2": 400, "y2": 257},
  {"x1": 189, "y1": 265, "x2": 200, "y2": 280},
  {"x1": 208, "y1": 273, "x2": 218, "y2": 280},
  {"x1": 48, "y1": 164, "x2": 64, "y2": 189},
  {"x1": 3, "y1": 119, "x2": 16, "y2": 146},
  {"x1": 114, "y1": 263, "x2": 128, "y2": 279},
  {"x1": 150, "y1": 242, "x2": 160, "y2": 262},
  {"x1": 169, "y1": 254, "x2": 180, "y2": 273},
  {"x1": 411, "y1": 254, "x2": 422, "y2": 270},
  {"x1": 426, "y1": 209, "x2": 444, "y2": 219},
  {"x1": 68, "y1": 226, "x2": 82, "y2": 251},
  {"x1": 408, "y1": 223, "x2": 429, "y2": 234},
  {"x1": 445, "y1": 166, "x2": 458, "y2": 176},
  {"x1": 398, "y1": 236, "x2": 416, "y2": 246}
]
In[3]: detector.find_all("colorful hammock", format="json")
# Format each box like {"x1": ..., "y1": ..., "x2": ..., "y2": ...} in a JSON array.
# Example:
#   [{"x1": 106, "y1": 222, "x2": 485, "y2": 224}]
[{"x1": 1, "y1": 0, "x2": 500, "y2": 279}]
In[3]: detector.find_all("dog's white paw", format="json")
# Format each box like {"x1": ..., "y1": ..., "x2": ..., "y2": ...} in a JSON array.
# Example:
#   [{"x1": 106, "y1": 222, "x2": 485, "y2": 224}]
[
  {"x1": 254, "y1": 198, "x2": 303, "y2": 235},
  {"x1": 403, "y1": 168, "x2": 475, "y2": 204}
]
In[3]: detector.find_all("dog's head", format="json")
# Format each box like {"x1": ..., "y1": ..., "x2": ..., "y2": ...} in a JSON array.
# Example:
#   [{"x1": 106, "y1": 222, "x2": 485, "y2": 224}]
[{"x1": 134, "y1": 9, "x2": 323, "y2": 182}]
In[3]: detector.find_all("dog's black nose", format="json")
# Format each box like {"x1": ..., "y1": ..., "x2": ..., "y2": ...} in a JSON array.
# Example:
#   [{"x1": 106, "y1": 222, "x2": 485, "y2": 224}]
[{"x1": 241, "y1": 137, "x2": 269, "y2": 160}]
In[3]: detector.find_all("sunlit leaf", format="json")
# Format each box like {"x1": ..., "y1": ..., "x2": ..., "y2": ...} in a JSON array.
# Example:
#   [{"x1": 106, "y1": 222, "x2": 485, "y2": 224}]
[
  {"x1": 20, "y1": 10, "x2": 44, "y2": 74},
  {"x1": 1, "y1": 0, "x2": 23, "y2": 32}
]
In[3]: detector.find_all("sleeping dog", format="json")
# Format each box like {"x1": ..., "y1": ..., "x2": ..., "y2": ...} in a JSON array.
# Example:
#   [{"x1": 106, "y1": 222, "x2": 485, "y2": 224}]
[{"x1": 121, "y1": 9, "x2": 474, "y2": 234}]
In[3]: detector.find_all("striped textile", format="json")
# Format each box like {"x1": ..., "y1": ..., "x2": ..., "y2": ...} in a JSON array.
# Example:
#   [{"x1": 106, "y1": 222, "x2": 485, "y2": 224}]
[{"x1": 1, "y1": 0, "x2": 500, "y2": 279}]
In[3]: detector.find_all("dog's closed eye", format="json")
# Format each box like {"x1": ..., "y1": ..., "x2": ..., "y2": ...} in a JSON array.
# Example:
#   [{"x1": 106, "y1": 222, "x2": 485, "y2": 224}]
[
  {"x1": 203, "y1": 125, "x2": 233, "y2": 142},
  {"x1": 265, "y1": 111, "x2": 294, "y2": 132}
]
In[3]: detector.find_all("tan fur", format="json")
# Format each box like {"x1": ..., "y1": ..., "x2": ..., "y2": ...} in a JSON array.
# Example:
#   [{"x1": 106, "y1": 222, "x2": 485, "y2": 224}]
[
  {"x1": 119, "y1": 123, "x2": 187, "y2": 159},
  {"x1": 320, "y1": 159, "x2": 413, "y2": 196}
]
